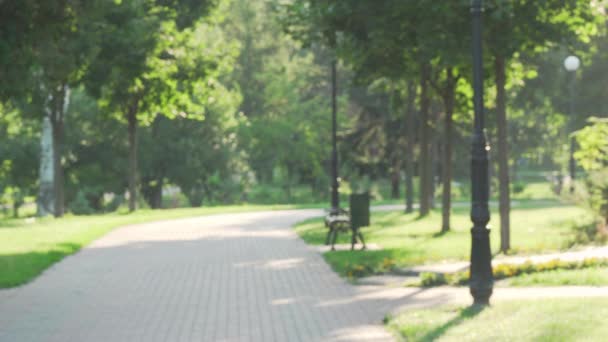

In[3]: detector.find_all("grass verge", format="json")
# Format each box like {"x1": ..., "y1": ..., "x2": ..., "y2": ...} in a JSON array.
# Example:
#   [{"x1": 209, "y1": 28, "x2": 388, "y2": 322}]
[
  {"x1": 418, "y1": 258, "x2": 608, "y2": 287},
  {"x1": 295, "y1": 200, "x2": 595, "y2": 278},
  {"x1": 505, "y1": 266, "x2": 608, "y2": 286},
  {"x1": 386, "y1": 298, "x2": 608, "y2": 341}
]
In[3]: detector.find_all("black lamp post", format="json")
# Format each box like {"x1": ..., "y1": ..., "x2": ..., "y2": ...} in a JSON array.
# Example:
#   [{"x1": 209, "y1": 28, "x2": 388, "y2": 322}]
[
  {"x1": 469, "y1": 0, "x2": 493, "y2": 306},
  {"x1": 330, "y1": 58, "x2": 340, "y2": 213},
  {"x1": 564, "y1": 55, "x2": 580, "y2": 193}
]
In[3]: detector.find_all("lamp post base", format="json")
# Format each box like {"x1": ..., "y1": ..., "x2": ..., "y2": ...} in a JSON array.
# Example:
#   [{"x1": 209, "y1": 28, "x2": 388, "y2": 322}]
[{"x1": 469, "y1": 225, "x2": 493, "y2": 306}]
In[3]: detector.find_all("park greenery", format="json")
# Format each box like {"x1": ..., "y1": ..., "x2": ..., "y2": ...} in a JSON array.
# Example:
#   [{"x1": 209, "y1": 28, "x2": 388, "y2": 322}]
[
  {"x1": 295, "y1": 188, "x2": 601, "y2": 278},
  {"x1": 418, "y1": 258, "x2": 608, "y2": 287},
  {"x1": 386, "y1": 298, "x2": 608, "y2": 341},
  {"x1": 1, "y1": 1, "x2": 608, "y2": 274}
]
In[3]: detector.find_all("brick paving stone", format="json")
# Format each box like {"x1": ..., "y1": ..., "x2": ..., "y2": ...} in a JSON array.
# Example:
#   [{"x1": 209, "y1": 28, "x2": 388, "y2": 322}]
[{"x1": 0, "y1": 209, "x2": 396, "y2": 342}]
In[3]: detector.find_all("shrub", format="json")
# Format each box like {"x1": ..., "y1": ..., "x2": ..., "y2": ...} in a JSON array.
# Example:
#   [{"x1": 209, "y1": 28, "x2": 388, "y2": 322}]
[
  {"x1": 424, "y1": 258, "x2": 608, "y2": 287},
  {"x1": 380, "y1": 258, "x2": 397, "y2": 273},
  {"x1": 574, "y1": 118, "x2": 608, "y2": 231},
  {"x1": 512, "y1": 181, "x2": 526, "y2": 194},
  {"x1": 69, "y1": 191, "x2": 94, "y2": 215},
  {"x1": 104, "y1": 194, "x2": 123, "y2": 212},
  {"x1": 344, "y1": 263, "x2": 375, "y2": 279},
  {"x1": 420, "y1": 272, "x2": 447, "y2": 287}
]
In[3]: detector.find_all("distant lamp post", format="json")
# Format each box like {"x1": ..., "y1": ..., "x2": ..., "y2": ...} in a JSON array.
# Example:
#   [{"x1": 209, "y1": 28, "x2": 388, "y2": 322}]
[
  {"x1": 564, "y1": 55, "x2": 580, "y2": 193},
  {"x1": 330, "y1": 53, "x2": 340, "y2": 213},
  {"x1": 469, "y1": 0, "x2": 493, "y2": 306}
]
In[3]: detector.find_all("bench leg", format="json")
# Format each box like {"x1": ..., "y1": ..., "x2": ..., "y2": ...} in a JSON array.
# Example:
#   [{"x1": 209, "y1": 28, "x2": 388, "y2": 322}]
[
  {"x1": 357, "y1": 230, "x2": 366, "y2": 250},
  {"x1": 330, "y1": 225, "x2": 339, "y2": 251},
  {"x1": 325, "y1": 229, "x2": 332, "y2": 245}
]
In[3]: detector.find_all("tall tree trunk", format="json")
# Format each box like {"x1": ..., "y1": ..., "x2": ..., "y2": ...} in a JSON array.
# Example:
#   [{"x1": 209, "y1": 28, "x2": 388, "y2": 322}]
[
  {"x1": 51, "y1": 116, "x2": 64, "y2": 217},
  {"x1": 405, "y1": 81, "x2": 416, "y2": 213},
  {"x1": 495, "y1": 55, "x2": 511, "y2": 252},
  {"x1": 391, "y1": 159, "x2": 400, "y2": 199},
  {"x1": 389, "y1": 88, "x2": 400, "y2": 200},
  {"x1": 12, "y1": 202, "x2": 19, "y2": 218},
  {"x1": 142, "y1": 177, "x2": 163, "y2": 209},
  {"x1": 12, "y1": 191, "x2": 23, "y2": 218},
  {"x1": 50, "y1": 84, "x2": 69, "y2": 217},
  {"x1": 152, "y1": 178, "x2": 163, "y2": 209},
  {"x1": 430, "y1": 102, "x2": 440, "y2": 210},
  {"x1": 419, "y1": 63, "x2": 432, "y2": 216},
  {"x1": 285, "y1": 165, "x2": 292, "y2": 203},
  {"x1": 127, "y1": 98, "x2": 139, "y2": 213},
  {"x1": 441, "y1": 68, "x2": 455, "y2": 233},
  {"x1": 37, "y1": 114, "x2": 55, "y2": 217}
]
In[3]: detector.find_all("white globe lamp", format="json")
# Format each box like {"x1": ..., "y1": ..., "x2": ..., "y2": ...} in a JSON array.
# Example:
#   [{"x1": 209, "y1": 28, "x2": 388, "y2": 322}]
[{"x1": 564, "y1": 55, "x2": 580, "y2": 72}]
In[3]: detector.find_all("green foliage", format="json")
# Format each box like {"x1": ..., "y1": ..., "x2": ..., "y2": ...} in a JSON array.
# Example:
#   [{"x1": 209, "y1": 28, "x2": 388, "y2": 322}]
[
  {"x1": 574, "y1": 118, "x2": 608, "y2": 228},
  {"x1": 418, "y1": 258, "x2": 608, "y2": 287},
  {"x1": 561, "y1": 211, "x2": 608, "y2": 247},
  {"x1": 69, "y1": 191, "x2": 95, "y2": 216},
  {"x1": 0, "y1": 106, "x2": 39, "y2": 215},
  {"x1": 508, "y1": 266, "x2": 608, "y2": 286},
  {"x1": 511, "y1": 181, "x2": 526, "y2": 194},
  {"x1": 104, "y1": 195, "x2": 124, "y2": 213},
  {"x1": 1, "y1": 0, "x2": 607, "y2": 221},
  {"x1": 295, "y1": 202, "x2": 592, "y2": 278},
  {"x1": 344, "y1": 257, "x2": 396, "y2": 279},
  {"x1": 420, "y1": 272, "x2": 448, "y2": 287}
]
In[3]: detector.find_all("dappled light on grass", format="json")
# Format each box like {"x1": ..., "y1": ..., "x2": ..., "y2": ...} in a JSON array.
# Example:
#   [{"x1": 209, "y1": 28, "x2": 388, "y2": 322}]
[
  {"x1": 294, "y1": 201, "x2": 593, "y2": 278},
  {"x1": 506, "y1": 267, "x2": 608, "y2": 287},
  {"x1": 387, "y1": 298, "x2": 608, "y2": 341}
]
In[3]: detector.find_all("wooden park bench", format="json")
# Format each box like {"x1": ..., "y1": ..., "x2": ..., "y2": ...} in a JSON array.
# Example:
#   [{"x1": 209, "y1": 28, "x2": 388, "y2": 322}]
[{"x1": 324, "y1": 208, "x2": 366, "y2": 251}]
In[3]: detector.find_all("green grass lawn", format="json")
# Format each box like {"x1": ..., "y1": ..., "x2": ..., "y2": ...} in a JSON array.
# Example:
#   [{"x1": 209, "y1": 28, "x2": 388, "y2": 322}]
[
  {"x1": 505, "y1": 267, "x2": 608, "y2": 287},
  {"x1": 387, "y1": 298, "x2": 608, "y2": 341},
  {"x1": 295, "y1": 200, "x2": 594, "y2": 277},
  {"x1": 0, "y1": 204, "x2": 311, "y2": 288}
]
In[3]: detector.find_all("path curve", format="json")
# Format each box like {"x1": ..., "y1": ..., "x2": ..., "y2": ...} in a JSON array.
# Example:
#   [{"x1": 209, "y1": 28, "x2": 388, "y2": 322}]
[
  {"x1": 2, "y1": 208, "x2": 606, "y2": 341},
  {"x1": 0, "y1": 209, "x2": 396, "y2": 342}
]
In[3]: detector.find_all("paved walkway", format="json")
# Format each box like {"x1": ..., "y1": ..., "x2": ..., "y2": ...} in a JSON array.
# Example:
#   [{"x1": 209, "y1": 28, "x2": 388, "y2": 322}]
[
  {"x1": 1, "y1": 208, "x2": 607, "y2": 342},
  {"x1": 0, "y1": 209, "x2": 398, "y2": 342}
]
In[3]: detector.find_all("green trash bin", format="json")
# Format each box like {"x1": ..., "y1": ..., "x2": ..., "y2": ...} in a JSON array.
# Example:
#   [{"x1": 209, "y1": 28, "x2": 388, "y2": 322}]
[{"x1": 349, "y1": 192, "x2": 370, "y2": 230}]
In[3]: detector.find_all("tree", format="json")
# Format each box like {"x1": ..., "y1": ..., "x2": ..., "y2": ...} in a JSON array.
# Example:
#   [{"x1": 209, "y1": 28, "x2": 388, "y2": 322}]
[
  {"x1": 574, "y1": 118, "x2": 608, "y2": 230},
  {"x1": 284, "y1": 1, "x2": 474, "y2": 225},
  {"x1": 63, "y1": 88, "x2": 127, "y2": 212},
  {"x1": 1, "y1": 1, "x2": 110, "y2": 217},
  {"x1": 484, "y1": 0, "x2": 599, "y2": 252},
  {"x1": 86, "y1": 0, "x2": 219, "y2": 212},
  {"x1": 0, "y1": 107, "x2": 39, "y2": 217}
]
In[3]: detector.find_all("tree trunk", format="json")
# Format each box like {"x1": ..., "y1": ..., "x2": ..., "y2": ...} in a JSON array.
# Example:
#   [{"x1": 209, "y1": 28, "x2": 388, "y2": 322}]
[
  {"x1": 419, "y1": 63, "x2": 432, "y2": 216},
  {"x1": 127, "y1": 99, "x2": 139, "y2": 213},
  {"x1": 441, "y1": 68, "x2": 455, "y2": 233},
  {"x1": 152, "y1": 178, "x2": 163, "y2": 209},
  {"x1": 391, "y1": 158, "x2": 400, "y2": 199},
  {"x1": 389, "y1": 88, "x2": 401, "y2": 200},
  {"x1": 405, "y1": 81, "x2": 416, "y2": 213},
  {"x1": 142, "y1": 178, "x2": 163, "y2": 209},
  {"x1": 12, "y1": 193, "x2": 23, "y2": 218},
  {"x1": 51, "y1": 116, "x2": 64, "y2": 217},
  {"x1": 45, "y1": 84, "x2": 70, "y2": 217},
  {"x1": 495, "y1": 55, "x2": 511, "y2": 252},
  {"x1": 285, "y1": 165, "x2": 292, "y2": 203},
  {"x1": 37, "y1": 114, "x2": 55, "y2": 217},
  {"x1": 430, "y1": 102, "x2": 440, "y2": 210}
]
